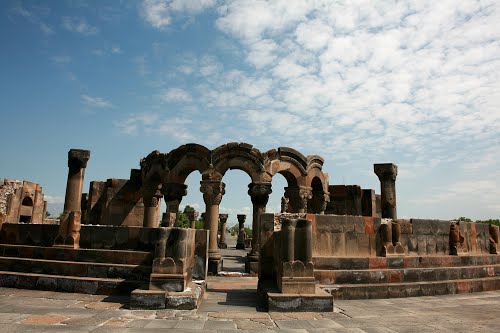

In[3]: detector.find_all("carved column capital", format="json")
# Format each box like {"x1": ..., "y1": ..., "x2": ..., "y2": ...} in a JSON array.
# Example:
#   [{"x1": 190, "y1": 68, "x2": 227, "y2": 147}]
[
  {"x1": 68, "y1": 149, "x2": 90, "y2": 169},
  {"x1": 248, "y1": 182, "x2": 272, "y2": 206},
  {"x1": 374, "y1": 163, "x2": 398, "y2": 181},
  {"x1": 161, "y1": 182, "x2": 187, "y2": 202},
  {"x1": 219, "y1": 214, "x2": 228, "y2": 223},
  {"x1": 200, "y1": 180, "x2": 225, "y2": 206},
  {"x1": 285, "y1": 186, "x2": 313, "y2": 213},
  {"x1": 237, "y1": 214, "x2": 246, "y2": 223}
]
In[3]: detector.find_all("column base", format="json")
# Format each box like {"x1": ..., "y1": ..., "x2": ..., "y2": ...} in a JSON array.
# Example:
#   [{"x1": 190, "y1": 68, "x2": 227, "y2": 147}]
[
  {"x1": 219, "y1": 242, "x2": 227, "y2": 249},
  {"x1": 208, "y1": 258, "x2": 223, "y2": 275},
  {"x1": 236, "y1": 242, "x2": 246, "y2": 249},
  {"x1": 245, "y1": 254, "x2": 259, "y2": 274}
]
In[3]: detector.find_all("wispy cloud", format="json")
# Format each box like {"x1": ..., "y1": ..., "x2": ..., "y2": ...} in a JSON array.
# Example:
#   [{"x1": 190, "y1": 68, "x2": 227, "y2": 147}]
[
  {"x1": 8, "y1": 5, "x2": 54, "y2": 35},
  {"x1": 62, "y1": 16, "x2": 99, "y2": 35},
  {"x1": 81, "y1": 95, "x2": 114, "y2": 109},
  {"x1": 140, "y1": 0, "x2": 216, "y2": 29},
  {"x1": 51, "y1": 55, "x2": 71, "y2": 65},
  {"x1": 161, "y1": 88, "x2": 192, "y2": 102},
  {"x1": 44, "y1": 195, "x2": 64, "y2": 204}
]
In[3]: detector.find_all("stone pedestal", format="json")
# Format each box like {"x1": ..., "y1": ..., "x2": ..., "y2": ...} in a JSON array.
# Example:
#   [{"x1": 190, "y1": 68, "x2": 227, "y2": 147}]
[
  {"x1": 246, "y1": 183, "x2": 272, "y2": 273},
  {"x1": 379, "y1": 220, "x2": 404, "y2": 256},
  {"x1": 218, "y1": 214, "x2": 228, "y2": 249},
  {"x1": 236, "y1": 214, "x2": 246, "y2": 250},
  {"x1": 54, "y1": 149, "x2": 90, "y2": 249},
  {"x1": 374, "y1": 163, "x2": 398, "y2": 219},
  {"x1": 278, "y1": 218, "x2": 315, "y2": 294},
  {"x1": 150, "y1": 228, "x2": 195, "y2": 292},
  {"x1": 200, "y1": 178, "x2": 225, "y2": 275}
]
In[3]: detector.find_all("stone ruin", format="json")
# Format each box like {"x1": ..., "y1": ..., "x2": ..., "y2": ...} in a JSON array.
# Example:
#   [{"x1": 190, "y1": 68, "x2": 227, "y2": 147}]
[
  {"x1": 0, "y1": 179, "x2": 47, "y2": 225},
  {"x1": 0, "y1": 143, "x2": 498, "y2": 312}
]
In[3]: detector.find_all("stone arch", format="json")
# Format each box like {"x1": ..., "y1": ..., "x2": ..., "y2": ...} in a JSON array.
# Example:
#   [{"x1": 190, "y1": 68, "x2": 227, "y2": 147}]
[
  {"x1": 264, "y1": 147, "x2": 309, "y2": 187},
  {"x1": 212, "y1": 142, "x2": 266, "y2": 183},
  {"x1": 166, "y1": 144, "x2": 211, "y2": 184},
  {"x1": 306, "y1": 155, "x2": 329, "y2": 193}
]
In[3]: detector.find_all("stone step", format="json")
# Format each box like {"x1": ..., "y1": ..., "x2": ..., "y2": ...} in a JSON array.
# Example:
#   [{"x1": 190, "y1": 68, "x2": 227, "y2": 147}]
[
  {"x1": 0, "y1": 270, "x2": 146, "y2": 295},
  {"x1": 313, "y1": 255, "x2": 499, "y2": 270},
  {"x1": 315, "y1": 264, "x2": 500, "y2": 284},
  {"x1": 320, "y1": 277, "x2": 500, "y2": 300},
  {"x1": 0, "y1": 243, "x2": 153, "y2": 265},
  {"x1": 0, "y1": 256, "x2": 152, "y2": 281}
]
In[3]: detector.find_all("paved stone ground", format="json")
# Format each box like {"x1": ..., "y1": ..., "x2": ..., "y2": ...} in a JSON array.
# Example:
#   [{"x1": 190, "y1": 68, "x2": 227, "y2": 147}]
[
  {"x1": 0, "y1": 284, "x2": 499, "y2": 332},
  {"x1": 0, "y1": 241, "x2": 498, "y2": 332}
]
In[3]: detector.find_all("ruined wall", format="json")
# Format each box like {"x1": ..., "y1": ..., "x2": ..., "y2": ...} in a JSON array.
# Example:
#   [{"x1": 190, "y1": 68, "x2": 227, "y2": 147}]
[
  {"x1": 0, "y1": 179, "x2": 46, "y2": 224},
  {"x1": 83, "y1": 171, "x2": 145, "y2": 226},
  {"x1": 312, "y1": 215, "x2": 381, "y2": 257}
]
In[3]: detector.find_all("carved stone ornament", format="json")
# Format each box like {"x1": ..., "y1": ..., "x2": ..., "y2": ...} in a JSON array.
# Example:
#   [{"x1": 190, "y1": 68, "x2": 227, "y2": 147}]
[
  {"x1": 68, "y1": 149, "x2": 90, "y2": 169},
  {"x1": 200, "y1": 181, "x2": 225, "y2": 206},
  {"x1": 162, "y1": 183, "x2": 188, "y2": 202},
  {"x1": 248, "y1": 182, "x2": 272, "y2": 206}
]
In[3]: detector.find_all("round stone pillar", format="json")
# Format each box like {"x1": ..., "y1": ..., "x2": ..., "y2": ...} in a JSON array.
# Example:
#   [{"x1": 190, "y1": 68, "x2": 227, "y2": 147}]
[
  {"x1": 187, "y1": 210, "x2": 199, "y2": 229},
  {"x1": 63, "y1": 149, "x2": 90, "y2": 212},
  {"x1": 219, "y1": 214, "x2": 228, "y2": 249},
  {"x1": 142, "y1": 184, "x2": 162, "y2": 228},
  {"x1": 236, "y1": 214, "x2": 246, "y2": 250},
  {"x1": 374, "y1": 163, "x2": 398, "y2": 219},
  {"x1": 247, "y1": 182, "x2": 272, "y2": 269},
  {"x1": 55, "y1": 149, "x2": 90, "y2": 249},
  {"x1": 200, "y1": 179, "x2": 225, "y2": 274}
]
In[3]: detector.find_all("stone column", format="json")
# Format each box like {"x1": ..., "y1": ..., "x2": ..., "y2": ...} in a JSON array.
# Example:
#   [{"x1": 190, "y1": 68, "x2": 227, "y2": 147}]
[
  {"x1": 246, "y1": 182, "x2": 272, "y2": 272},
  {"x1": 187, "y1": 210, "x2": 199, "y2": 229},
  {"x1": 374, "y1": 163, "x2": 398, "y2": 219},
  {"x1": 218, "y1": 214, "x2": 228, "y2": 249},
  {"x1": 236, "y1": 214, "x2": 246, "y2": 249},
  {"x1": 284, "y1": 186, "x2": 312, "y2": 213},
  {"x1": 54, "y1": 149, "x2": 90, "y2": 249},
  {"x1": 142, "y1": 183, "x2": 162, "y2": 228},
  {"x1": 161, "y1": 183, "x2": 187, "y2": 227},
  {"x1": 200, "y1": 180, "x2": 225, "y2": 274}
]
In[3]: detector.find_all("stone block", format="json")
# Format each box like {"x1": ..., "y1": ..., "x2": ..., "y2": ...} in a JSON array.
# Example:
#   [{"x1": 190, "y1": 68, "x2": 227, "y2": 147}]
[
  {"x1": 130, "y1": 289, "x2": 166, "y2": 309},
  {"x1": 74, "y1": 280, "x2": 98, "y2": 294},
  {"x1": 208, "y1": 259, "x2": 222, "y2": 275},
  {"x1": 36, "y1": 277, "x2": 57, "y2": 291},
  {"x1": 149, "y1": 273, "x2": 186, "y2": 292}
]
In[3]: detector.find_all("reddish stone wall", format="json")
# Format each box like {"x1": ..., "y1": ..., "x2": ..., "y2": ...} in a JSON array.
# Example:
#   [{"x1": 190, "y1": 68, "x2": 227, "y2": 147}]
[{"x1": 83, "y1": 177, "x2": 145, "y2": 227}]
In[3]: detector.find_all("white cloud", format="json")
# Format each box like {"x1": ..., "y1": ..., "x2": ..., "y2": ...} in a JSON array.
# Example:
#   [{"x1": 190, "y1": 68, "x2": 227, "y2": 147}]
[
  {"x1": 44, "y1": 195, "x2": 64, "y2": 204},
  {"x1": 81, "y1": 95, "x2": 114, "y2": 109},
  {"x1": 141, "y1": 0, "x2": 216, "y2": 29},
  {"x1": 51, "y1": 55, "x2": 71, "y2": 65},
  {"x1": 161, "y1": 88, "x2": 193, "y2": 102},
  {"x1": 62, "y1": 17, "x2": 99, "y2": 35}
]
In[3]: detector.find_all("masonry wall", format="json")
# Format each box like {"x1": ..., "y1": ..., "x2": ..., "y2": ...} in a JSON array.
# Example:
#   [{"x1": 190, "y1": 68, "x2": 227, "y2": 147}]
[{"x1": 83, "y1": 177, "x2": 144, "y2": 226}]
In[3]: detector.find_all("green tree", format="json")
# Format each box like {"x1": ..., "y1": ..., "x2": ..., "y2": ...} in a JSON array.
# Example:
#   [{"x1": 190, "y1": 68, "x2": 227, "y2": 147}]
[
  {"x1": 457, "y1": 217, "x2": 472, "y2": 222},
  {"x1": 476, "y1": 219, "x2": 500, "y2": 227}
]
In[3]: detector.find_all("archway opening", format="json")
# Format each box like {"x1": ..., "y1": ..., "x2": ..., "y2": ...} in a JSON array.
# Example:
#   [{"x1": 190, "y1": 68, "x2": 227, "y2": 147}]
[
  {"x1": 218, "y1": 170, "x2": 253, "y2": 273},
  {"x1": 20, "y1": 196, "x2": 34, "y2": 223}
]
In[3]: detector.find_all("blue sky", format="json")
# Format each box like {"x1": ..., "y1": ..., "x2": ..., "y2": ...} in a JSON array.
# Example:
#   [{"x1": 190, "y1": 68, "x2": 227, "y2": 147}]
[{"x1": 1, "y1": 0, "x2": 499, "y2": 224}]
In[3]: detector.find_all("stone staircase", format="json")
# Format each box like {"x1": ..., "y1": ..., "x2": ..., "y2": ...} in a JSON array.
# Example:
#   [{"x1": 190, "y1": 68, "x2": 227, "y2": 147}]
[
  {"x1": 0, "y1": 243, "x2": 153, "y2": 295},
  {"x1": 314, "y1": 255, "x2": 500, "y2": 299}
]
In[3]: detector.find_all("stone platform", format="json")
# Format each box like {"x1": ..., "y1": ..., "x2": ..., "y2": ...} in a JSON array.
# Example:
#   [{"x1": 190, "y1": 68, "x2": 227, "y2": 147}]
[
  {"x1": 0, "y1": 243, "x2": 153, "y2": 295},
  {"x1": 0, "y1": 285, "x2": 499, "y2": 332},
  {"x1": 314, "y1": 254, "x2": 500, "y2": 299}
]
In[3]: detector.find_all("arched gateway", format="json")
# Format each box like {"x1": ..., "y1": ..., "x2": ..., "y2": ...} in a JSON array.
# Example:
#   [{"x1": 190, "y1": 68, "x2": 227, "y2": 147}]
[{"x1": 139, "y1": 142, "x2": 330, "y2": 274}]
